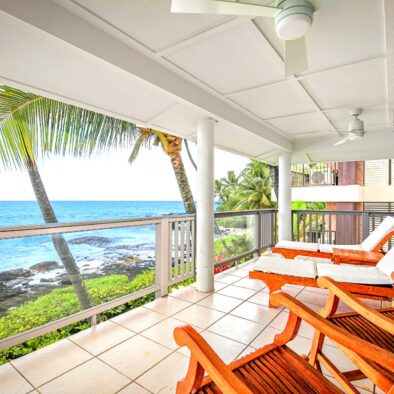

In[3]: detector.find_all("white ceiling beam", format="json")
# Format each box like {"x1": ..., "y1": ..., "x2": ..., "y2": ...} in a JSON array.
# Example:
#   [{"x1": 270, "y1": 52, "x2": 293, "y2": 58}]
[{"x1": 0, "y1": 0, "x2": 293, "y2": 151}]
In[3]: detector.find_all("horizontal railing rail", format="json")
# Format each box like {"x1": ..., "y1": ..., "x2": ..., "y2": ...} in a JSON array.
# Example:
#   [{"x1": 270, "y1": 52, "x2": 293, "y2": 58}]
[{"x1": 0, "y1": 214, "x2": 195, "y2": 239}]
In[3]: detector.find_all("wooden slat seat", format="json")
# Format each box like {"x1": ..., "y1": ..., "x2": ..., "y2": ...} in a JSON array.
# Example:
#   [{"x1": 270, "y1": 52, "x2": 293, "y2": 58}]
[
  {"x1": 174, "y1": 292, "x2": 394, "y2": 394},
  {"x1": 329, "y1": 308, "x2": 394, "y2": 353},
  {"x1": 196, "y1": 346, "x2": 340, "y2": 394},
  {"x1": 308, "y1": 278, "x2": 394, "y2": 391}
]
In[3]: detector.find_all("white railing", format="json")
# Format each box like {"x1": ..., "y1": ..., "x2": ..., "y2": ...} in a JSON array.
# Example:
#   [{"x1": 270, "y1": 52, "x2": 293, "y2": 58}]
[
  {"x1": 0, "y1": 214, "x2": 196, "y2": 350},
  {"x1": 0, "y1": 209, "x2": 280, "y2": 350}
]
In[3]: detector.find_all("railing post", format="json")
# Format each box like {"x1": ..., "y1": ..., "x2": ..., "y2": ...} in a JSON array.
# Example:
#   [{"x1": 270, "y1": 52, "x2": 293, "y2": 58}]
[
  {"x1": 254, "y1": 212, "x2": 261, "y2": 257},
  {"x1": 155, "y1": 218, "x2": 170, "y2": 298},
  {"x1": 361, "y1": 212, "x2": 370, "y2": 241}
]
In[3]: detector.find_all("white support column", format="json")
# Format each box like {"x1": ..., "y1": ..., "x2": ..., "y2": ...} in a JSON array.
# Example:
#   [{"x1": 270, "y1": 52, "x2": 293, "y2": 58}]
[
  {"x1": 196, "y1": 118, "x2": 215, "y2": 292},
  {"x1": 278, "y1": 152, "x2": 292, "y2": 241}
]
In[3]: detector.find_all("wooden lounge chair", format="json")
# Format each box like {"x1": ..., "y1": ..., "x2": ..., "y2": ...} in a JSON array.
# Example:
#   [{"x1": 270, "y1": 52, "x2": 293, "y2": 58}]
[
  {"x1": 249, "y1": 247, "x2": 394, "y2": 307},
  {"x1": 174, "y1": 292, "x2": 394, "y2": 393},
  {"x1": 308, "y1": 277, "x2": 394, "y2": 393},
  {"x1": 272, "y1": 216, "x2": 394, "y2": 260}
]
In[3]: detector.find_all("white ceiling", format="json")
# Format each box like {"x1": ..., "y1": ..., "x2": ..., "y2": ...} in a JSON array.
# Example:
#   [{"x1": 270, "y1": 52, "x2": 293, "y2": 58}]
[{"x1": 0, "y1": 0, "x2": 393, "y2": 163}]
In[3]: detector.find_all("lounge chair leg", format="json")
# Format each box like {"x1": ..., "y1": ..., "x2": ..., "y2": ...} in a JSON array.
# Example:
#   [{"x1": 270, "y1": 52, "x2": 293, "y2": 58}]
[
  {"x1": 309, "y1": 331, "x2": 325, "y2": 370},
  {"x1": 176, "y1": 355, "x2": 204, "y2": 394},
  {"x1": 265, "y1": 282, "x2": 285, "y2": 308}
]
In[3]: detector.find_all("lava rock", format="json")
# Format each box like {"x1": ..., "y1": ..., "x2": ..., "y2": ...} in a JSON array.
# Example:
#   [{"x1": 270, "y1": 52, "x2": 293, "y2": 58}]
[
  {"x1": 69, "y1": 236, "x2": 113, "y2": 247},
  {"x1": 0, "y1": 268, "x2": 33, "y2": 282},
  {"x1": 30, "y1": 261, "x2": 61, "y2": 272}
]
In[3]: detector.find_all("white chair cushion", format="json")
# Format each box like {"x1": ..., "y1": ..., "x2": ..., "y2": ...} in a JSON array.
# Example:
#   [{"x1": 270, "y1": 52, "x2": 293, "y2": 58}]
[
  {"x1": 262, "y1": 252, "x2": 286, "y2": 258},
  {"x1": 360, "y1": 216, "x2": 394, "y2": 251},
  {"x1": 376, "y1": 247, "x2": 394, "y2": 278},
  {"x1": 319, "y1": 244, "x2": 363, "y2": 254},
  {"x1": 294, "y1": 255, "x2": 332, "y2": 264},
  {"x1": 317, "y1": 263, "x2": 392, "y2": 285},
  {"x1": 275, "y1": 240, "x2": 318, "y2": 252},
  {"x1": 254, "y1": 256, "x2": 317, "y2": 278}
]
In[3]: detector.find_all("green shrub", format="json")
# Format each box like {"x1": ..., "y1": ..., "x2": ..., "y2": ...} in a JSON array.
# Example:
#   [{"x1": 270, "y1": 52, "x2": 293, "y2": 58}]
[
  {"x1": 214, "y1": 234, "x2": 253, "y2": 261},
  {"x1": 0, "y1": 270, "x2": 155, "y2": 365},
  {"x1": 216, "y1": 217, "x2": 249, "y2": 229}
]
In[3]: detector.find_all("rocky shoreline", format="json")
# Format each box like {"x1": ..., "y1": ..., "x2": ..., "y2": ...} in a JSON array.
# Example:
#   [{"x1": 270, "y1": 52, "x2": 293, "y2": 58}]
[{"x1": 0, "y1": 236, "x2": 156, "y2": 316}]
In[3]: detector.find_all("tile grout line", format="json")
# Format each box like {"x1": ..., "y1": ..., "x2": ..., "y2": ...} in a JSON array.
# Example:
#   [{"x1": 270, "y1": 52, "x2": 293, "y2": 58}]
[
  {"x1": 120, "y1": 272, "x2": 258, "y2": 390},
  {"x1": 7, "y1": 362, "x2": 37, "y2": 392}
]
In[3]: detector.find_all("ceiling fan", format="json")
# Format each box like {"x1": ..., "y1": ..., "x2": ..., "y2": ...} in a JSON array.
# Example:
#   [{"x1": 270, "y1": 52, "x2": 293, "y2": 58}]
[
  {"x1": 170, "y1": 0, "x2": 315, "y2": 76},
  {"x1": 334, "y1": 109, "x2": 365, "y2": 146}
]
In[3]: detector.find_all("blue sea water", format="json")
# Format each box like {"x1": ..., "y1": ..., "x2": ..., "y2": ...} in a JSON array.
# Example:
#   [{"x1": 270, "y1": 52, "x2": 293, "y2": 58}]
[
  {"x1": 0, "y1": 201, "x2": 186, "y2": 272},
  {"x1": 0, "y1": 200, "x2": 186, "y2": 227}
]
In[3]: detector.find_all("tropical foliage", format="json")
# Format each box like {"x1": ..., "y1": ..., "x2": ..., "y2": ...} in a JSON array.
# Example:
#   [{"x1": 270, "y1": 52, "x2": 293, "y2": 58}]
[
  {"x1": 214, "y1": 234, "x2": 253, "y2": 263},
  {"x1": 215, "y1": 160, "x2": 274, "y2": 211},
  {"x1": 0, "y1": 85, "x2": 137, "y2": 310},
  {"x1": 0, "y1": 269, "x2": 197, "y2": 365},
  {"x1": 128, "y1": 128, "x2": 196, "y2": 214},
  {"x1": 292, "y1": 200, "x2": 325, "y2": 241},
  {"x1": 0, "y1": 271, "x2": 155, "y2": 365}
]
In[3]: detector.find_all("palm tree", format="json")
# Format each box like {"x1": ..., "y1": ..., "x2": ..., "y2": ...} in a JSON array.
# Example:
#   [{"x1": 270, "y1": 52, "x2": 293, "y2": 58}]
[
  {"x1": 214, "y1": 171, "x2": 242, "y2": 211},
  {"x1": 129, "y1": 128, "x2": 196, "y2": 214},
  {"x1": 0, "y1": 85, "x2": 136, "y2": 310},
  {"x1": 235, "y1": 161, "x2": 272, "y2": 210}
]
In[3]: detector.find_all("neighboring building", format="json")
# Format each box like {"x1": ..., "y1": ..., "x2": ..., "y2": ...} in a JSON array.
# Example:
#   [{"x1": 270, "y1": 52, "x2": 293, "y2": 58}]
[
  {"x1": 291, "y1": 160, "x2": 394, "y2": 212},
  {"x1": 290, "y1": 160, "x2": 394, "y2": 245}
]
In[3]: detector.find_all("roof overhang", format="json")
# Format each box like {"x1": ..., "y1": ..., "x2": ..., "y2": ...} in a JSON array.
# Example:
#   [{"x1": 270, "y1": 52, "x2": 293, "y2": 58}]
[{"x1": 0, "y1": 0, "x2": 393, "y2": 164}]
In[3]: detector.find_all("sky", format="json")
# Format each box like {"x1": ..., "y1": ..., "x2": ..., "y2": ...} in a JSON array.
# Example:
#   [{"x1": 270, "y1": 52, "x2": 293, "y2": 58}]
[{"x1": 0, "y1": 143, "x2": 249, "y2": 201}]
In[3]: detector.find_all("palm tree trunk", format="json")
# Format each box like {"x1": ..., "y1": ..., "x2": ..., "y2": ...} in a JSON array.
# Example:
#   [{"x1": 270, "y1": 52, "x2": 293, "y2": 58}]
[
  {"x1": 169, "y1": 152, "x2": 196, "y2": 214},
  {"x1": 269, "y1": 165, "x2": 279, "y2": 201},
  {"x1": 184, "y1": 139, "x2": 197, "y2": 171},
  {"x1": 27, "y1": 161, "x2": 92, "y2": 310}
]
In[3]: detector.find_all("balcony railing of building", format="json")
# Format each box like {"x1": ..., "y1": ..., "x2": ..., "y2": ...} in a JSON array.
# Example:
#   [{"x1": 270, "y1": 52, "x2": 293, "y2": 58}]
[
  {"x1": 0, "y1": 209, "x2": 392, "y2": 352},
  {"x1": 291, "y1": 162, "x2": 339, "y2": 187}
]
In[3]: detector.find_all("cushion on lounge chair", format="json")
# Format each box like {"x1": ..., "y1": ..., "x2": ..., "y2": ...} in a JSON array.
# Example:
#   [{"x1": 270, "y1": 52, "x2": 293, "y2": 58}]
[
  {"x1": 275, "y1": 240, "x2": 318, "y2": 252},
  {"x1": 294, "y1": 255, "x2": 332, "y2": 264},
  {"x1": 319, "y1": 244, "x2": 363, "y2": 254},
  {"x1": 376, "y1": 247, "x2": 394, "y2": 278},
  {"x1": 316, "y1": 263, "x2": 392, "y2": 285},
  {"x1": 254, "y1": 256, "x2": 317, "y2": 278},
  {"x1": 360, "y1": 216, "x2": 394, "y2": 251}
]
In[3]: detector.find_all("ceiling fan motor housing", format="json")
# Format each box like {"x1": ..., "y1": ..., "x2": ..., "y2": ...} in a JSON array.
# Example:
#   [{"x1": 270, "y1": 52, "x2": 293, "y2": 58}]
[{"x1": 275, "y1": 0, "x2": 314, "y2": 41}]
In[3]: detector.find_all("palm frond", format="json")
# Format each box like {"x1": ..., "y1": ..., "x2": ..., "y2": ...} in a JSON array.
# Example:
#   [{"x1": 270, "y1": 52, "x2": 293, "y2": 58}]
[
  {"x1": 0, "y1": 85, "x2": 137, "y2": 171},
  {"x1": 152, "y1": 130, "x2": 170, "y2": 150},
  {"x1": 128, "y1": 134, "x2": 148, "y2": 164}
]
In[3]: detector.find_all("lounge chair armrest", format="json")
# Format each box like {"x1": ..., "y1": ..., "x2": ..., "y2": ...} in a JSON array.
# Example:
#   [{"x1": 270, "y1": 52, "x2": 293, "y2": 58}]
[
  {"x1": 174, "y1": 325, "x2": 253, "y2": 394},
  {"x1": 270, "y1": 292, "x2": 394, "y2": 372},
  {"x1": 317, "y1": 277, "x2": 394, "y2": 335}
]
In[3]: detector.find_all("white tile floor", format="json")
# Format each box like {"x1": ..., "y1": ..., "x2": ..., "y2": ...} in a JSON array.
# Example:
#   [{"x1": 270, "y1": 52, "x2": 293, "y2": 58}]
[{"x1": 0, "y1": 259, "x2": 389, "y2": 394}]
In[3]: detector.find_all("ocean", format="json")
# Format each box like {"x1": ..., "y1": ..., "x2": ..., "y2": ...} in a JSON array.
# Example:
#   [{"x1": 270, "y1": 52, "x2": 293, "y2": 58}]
[
  {"x1": 0, "y1": 200, "x2": 186, "y2": 226},
  {"x1": 0, "y1": 201, "x2": 187, "y2": 273}
]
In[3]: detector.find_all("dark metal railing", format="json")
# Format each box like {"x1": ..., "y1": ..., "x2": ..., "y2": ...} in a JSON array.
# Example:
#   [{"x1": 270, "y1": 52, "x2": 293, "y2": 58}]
[
  {"x1": 291, "y1": 162, "x2": 339, "y2": 187},
  {"x1": 291, "y1": 210, "x2": 394, "y2": 247}
]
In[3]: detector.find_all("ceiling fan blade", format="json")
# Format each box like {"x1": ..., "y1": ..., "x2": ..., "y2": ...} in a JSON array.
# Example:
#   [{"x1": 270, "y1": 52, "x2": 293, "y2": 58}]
[
  {"x1": 334, "y1": 135, "x2": 351, "y2": 146},
  {"x1": 284, "y1": 37, "x2": 308, "y2": 77},
  {"x1": 171, "y1": 0, "x2": 279, "y2": 17}
]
